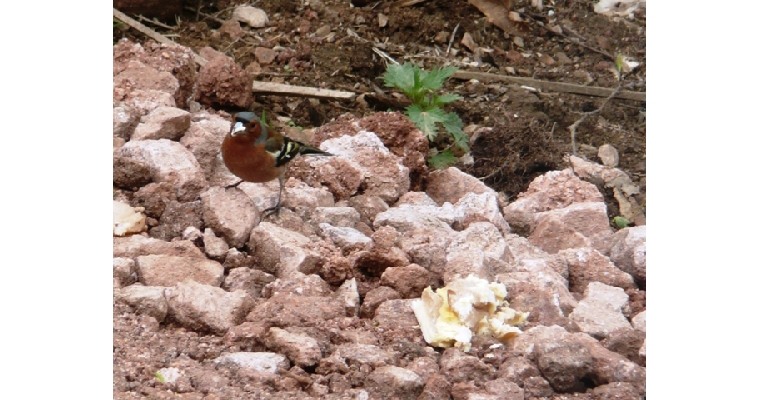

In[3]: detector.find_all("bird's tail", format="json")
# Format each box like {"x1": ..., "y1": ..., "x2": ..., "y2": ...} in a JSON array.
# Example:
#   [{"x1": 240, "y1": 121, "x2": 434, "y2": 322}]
[
  {"x1": 275, "y1": 138, "x2": 333, "y2": 167},
  {"x1": 297, "y1": 144, "x2": 333, "y2": 157}
]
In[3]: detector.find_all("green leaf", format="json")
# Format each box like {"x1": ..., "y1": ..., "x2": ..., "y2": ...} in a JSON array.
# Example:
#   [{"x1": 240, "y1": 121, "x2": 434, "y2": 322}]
[
  {"x1": 612, "y1": 216, "x2": 630, "y2": 229},
  {"x1": 428, "y1": 149, "x2": 458, "y2": 169},
  {"x1": 420, "y1": 66, "x2": 458, "y2": 91},
  {"x1": 382, "y1": 63, "x2": 417, "y2": 94},
  {"x1": 615, "y1": 54, "x2": 624, "y2": 72},
  {"x1": 406, "y1": 105, "x2": 447, "y2": 141},
  {"x1": 434, "y1": 93, "x2": 462, "y2": 105},
  {"x1": 154, "y1": 372, "x2": 165, "y2": 383},
  {"x1": 440, "y1": 112, "x2": 468, "y2": 150}
]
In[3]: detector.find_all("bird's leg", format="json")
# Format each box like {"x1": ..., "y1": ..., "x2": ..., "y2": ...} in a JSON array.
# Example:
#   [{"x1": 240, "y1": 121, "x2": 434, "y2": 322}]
[{"x1": 262, "y1": 175, "x2": 285, "y2": 218}]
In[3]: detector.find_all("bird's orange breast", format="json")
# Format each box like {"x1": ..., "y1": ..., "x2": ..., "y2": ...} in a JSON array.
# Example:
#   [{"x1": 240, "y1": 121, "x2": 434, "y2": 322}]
[{"x1": 221, "y1": 136, "x2": 285, "y2": 183}]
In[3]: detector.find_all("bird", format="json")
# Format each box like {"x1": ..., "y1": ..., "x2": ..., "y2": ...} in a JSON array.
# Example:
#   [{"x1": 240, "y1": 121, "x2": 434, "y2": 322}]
[{"x1": 221, "y1": 111, "x2": 333, "y2": 216}]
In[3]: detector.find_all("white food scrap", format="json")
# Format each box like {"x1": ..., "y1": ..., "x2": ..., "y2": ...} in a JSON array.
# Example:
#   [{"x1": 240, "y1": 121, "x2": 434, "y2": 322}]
[
  {"x1": 113, "y1": 200, "x2": 146, "y2": 236},
  {"x1": 411, "y1": 275, "x2": 529, "y2": 352}
]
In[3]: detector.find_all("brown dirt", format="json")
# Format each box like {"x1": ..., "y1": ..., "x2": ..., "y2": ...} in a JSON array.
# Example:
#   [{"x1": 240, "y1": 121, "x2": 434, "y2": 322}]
[
  {"x1": 114, "y1": 0, "x2": 646, "y2": 397},
  {"x1": 115, "y1": 0, "x2": 645, "y2": 202}
]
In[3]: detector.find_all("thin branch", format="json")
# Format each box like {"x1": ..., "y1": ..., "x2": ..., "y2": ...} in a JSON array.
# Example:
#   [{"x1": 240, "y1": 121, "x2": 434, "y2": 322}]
[
  {"x1": 451, "y1": 70, "x2": 645, "y2": 102},
  {"x1": 568, "y1": 83, "x2": 623, "y2": 156},
  {"x1": 252, "y1": 81, "x2": 355, "y2": 100},
  {"x1": 447, "y1": 23, "x2": 460, "y2": 56}
]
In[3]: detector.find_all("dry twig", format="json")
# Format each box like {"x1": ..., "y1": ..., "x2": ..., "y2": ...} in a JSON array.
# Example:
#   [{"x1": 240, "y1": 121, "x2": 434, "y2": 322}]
[
  {"x1": 568, "y1": 83, "x2": 623, "y2": 156},
  {"x1": 451, "y1": 70, "x2": 645, "y2": 101},
  {"x1": 252, "y1": 81, "x2": 355, "y2": 100}
]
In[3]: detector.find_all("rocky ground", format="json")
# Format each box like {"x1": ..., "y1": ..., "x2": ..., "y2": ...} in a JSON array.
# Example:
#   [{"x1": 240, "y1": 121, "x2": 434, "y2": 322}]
[{"x1": 113, "y1": 1, "x2": 645, "y2": 399}]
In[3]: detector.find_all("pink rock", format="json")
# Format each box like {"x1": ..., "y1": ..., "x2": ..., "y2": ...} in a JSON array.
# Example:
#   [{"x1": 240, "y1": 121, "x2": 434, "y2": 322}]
[
  {"x1": 559, "y1": 247, "x2": 635, "y2": 293},
  {"x1": 484, "y1": 379, "x2": 524, "y2": 400},
  {"x1": 246, "y1": 293, "x2": 345, "y2": 327},
  {"x1": 265, "y1": 327, "x2": 322, "y2": 367},
  {"x1": 113, "y1": 149, "x2": 152, "y2": 189},
  {"x1": 380, "y1": 264, "x2": 437, "y2": 298},
  {"x1": 201, "y1": 187, "x2": 259, "y2": 248},
  {"x1": 535, "y1": 338, "x2": 593, "y2": 392},
  {"x1": 113, "y1": 235, "x2": 205, "y2": 258},
  {"x1": 149, "y1": 200, "x2": 203, "y2": 241},
  {"x1": 444, "y1": 247, "x2": 489, "y2": 284},
  {"x1": 115, "y1": 284, "x2": 168, "y2": 322},
  {"x1": 426, "y1": 167, "x2": 495, "y2": 205},
  {"x1": 237, "y1": 180, "x2": 284, "y2": 212},
  {"x1": 372, "y1": 299, "x2": 422, "y2": 332},
  {"x1": 455, "y1": 192, "x2": 511, "y2": 236},
  {"x1": 131, "y1": 106, "x2": 191, "y2": 141},
  {"x1": 113, "y1": 257, "x2": 136, "y2": 288},
  {"x1": 288, "y1": 156, "x2": 363, "y2": 201},
  {"x1": 222, "y1": 267, "x2": 274, "y2": 298},
  {"x1": 262, "y1": 272, "x2": 333, "y2": 298},
  {"x1": 348, "y1": 194, "x2": 389, "y2": 226},
  {"x1": 333, "y1": 343, "x2": 395, "y2": 367},
  {"x1": 355, "y1": 226, "x2": 410, "y2": 276},
  {"x1": 497, "y1": 356, "x2": 540, "y2": 387},
  {"x1": 439, "y1": 348, "x2": 495, "y2": 384},
  {"x1": 418, "y1": 374, "x2": 452, "y2": 400},
  {"x1": 116, "y1": 139, "x2": 208, "y2": 201},
  {"x1": 523, "y1": 376, "x2": 554, "y2": 398},
  {"x1": 135, "y1": 254, "x2": 224, "y2": 287},
  {"x1": 214, "y1": 351, "x2": 289, "y2": 373},
  {"x1": 319, "y1": 131, "x2": 410, "y2": 203},
  {"x1": 334, "y1": 278, "x2": 360, "y2": 317},
  {"x1": 500, "y1": 281, "x2": 575, "y2": 331},
  {"x1": 132, "y1": 182, "x2": 176, "y2": 218},
  {"x1": 568, "y1": 155, "x2": 640, "y2": 197},
  {"x1": 359, "y1": 286, "x2": 401, "y2": 318},
  {"x1": 219, "y1": 19, "x2": 245, "y2": 39},
  {"x1": 318, "y1": 224, "x2": 371, "y2": 253},
  {"x1": 396, "y1": 191, "x2": 438, "y2": 207},
  {"x1": 601, "y1": 327, "x2": 646, "y2": 367},
  {"x1": 113, "y1": 105, "x2": 139, "y2": 140},
  {"x1": 119, "y1": 89, "x2": 176, "y2": 118},
  {"x1": 195, "y1": 47, "x2": 253, "y2": 109},
  {"x1": 569, "y1": 282, "x2": 632, "y2": 340},
  {"x1": 247, "y1": 222, "x2": 324, "y2": 277},
  {"x1": 366, "y1": 366, "x2": 424, "y2": 399},
  {"x1": 593, "y1": 382, "x2": 640, "y2": 400},
  {"x1": 608, "y1": 225, "x2": 646, "y2": 283},
  {"x1": 113, "y1": 62, "x2": 180, "y2": 114},
  {"x1": 180, "y1": 113, "x2": 231, "y2": 182},
  {"x1": 509, "y1": 325, "x2": 644, "y2": 395},
  {"x1": 406, "y1": 357, "x2": 440, "y2": 383},
  {"x1": 165, "y1": 280, "x2": 253, "y2": 334},
  {"x1": 281, "y1": 178, "x2": 335, "y2": 209},
  {"x1": 254, "y1": 47, "x2": 277, "y2": 65},
  {"x1": 113, "y1": 40, "x2": 197, "y2": 109},
  {"x1": 529, "y1": 202, "x2": 612, "y2": 254},
  {"x1": 502, "y1": 168, "x2": 603, "y2": 235},
  {"x1": 202, "y1": 228, "x2": 229, "y2": 261},
  {"x1": 310, "y1": 207, "x2": 360, "y2": 228},
  {"x1": 311, "y1": 112, "x2": 429, "y2": 190}
]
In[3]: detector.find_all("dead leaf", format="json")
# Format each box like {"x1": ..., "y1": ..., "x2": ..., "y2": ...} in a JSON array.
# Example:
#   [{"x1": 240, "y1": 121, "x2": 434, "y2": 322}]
[{"x1": 468, "y1": 0, "x2": 512, "y2": 31}]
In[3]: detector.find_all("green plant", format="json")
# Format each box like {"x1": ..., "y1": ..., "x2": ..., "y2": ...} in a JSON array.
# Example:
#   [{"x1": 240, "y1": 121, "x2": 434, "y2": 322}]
[
  {"x1": 612, "y1": 216, "x2": 630, "y2": 229},
  {"x1": 381, "y1": 62, "x2": 467, "y2": 168}
]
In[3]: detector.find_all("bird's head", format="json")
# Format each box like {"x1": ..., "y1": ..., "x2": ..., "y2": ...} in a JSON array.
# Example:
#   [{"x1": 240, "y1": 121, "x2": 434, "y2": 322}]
[{"x1": 230, "y1": 112, "x2": 268, "y2": 140}]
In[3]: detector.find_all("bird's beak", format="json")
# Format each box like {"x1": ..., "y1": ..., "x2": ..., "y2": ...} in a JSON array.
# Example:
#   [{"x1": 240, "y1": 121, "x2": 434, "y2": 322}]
[{"x1": 231, "y1": 122, "x2": 246, "y2": 136}]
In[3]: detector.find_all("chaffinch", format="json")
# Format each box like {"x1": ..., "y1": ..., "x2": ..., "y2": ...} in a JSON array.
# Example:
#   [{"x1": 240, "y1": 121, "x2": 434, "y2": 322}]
[{"x1": 221, "y1": 111, "x2": 332, "y2": 215}]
